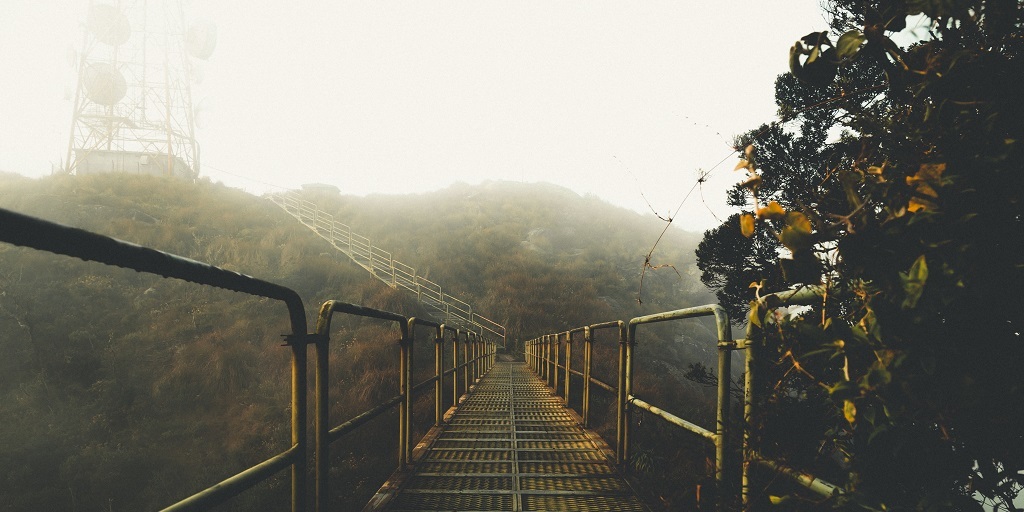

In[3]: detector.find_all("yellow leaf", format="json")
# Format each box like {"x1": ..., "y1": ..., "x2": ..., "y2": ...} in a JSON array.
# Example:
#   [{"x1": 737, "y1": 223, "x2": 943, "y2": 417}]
[
  {"x1": 757, "y1": 201, "x2": 786, "y2": 220},
  {"x1": 740, "y1": 214, "x2": 755, "y2": 238},
  {"x1": 734, "y1": 159, "x2": 751, "y2": 171},
  {"x1": 843, "y1": 399, "x2": 857, "y2": 424},
  {"x1": 906, "y1": 163, "x2": 945, "y2": 212},
  {"x1": 785, "y1": 211, "x2": 812, "y2": 234},
  {"x1": 779, "y1": 212, "x2": 812, "y2": 253},
  {"x1": 740, "y1": 174, "x2": 762, "y2": 190}
]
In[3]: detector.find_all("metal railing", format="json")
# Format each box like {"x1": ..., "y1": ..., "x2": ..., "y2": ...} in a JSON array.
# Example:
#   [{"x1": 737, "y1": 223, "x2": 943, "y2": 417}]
[
  {"x1": 269, "y1": 192, "x2": 506, "y2": 346},
  {"x1": 0, "y1": 207, "x2": 497, "y2": 512},
  {"x1": 527, "y1": 299, "x2": 843, "y2": 510}
]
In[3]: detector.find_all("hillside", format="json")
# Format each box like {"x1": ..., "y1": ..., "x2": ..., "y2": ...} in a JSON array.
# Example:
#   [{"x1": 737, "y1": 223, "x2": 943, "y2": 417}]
[{"x1": 0, "y1": 173, "x2": 722, "y2": 510}]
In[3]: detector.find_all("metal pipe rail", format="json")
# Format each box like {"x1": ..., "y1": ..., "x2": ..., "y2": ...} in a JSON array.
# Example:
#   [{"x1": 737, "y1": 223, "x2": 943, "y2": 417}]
[
  {"x1": 742, "y1": 286, "x2": 843, "y2": 506},
  {"x1": 0, "y1": 208, "x2": 309, "y2": 512},
  {"x1": 0, "y1": 207, "x2": 498, "y2": 512},
  {"x1": 529, "y1": 293, "x2": 844, "y2": 509},
  {"x1": 269, "y1": 192, "x2": 507, "y2": 346},
  {"x1": 527, "y1": 305, "x2": 737, "y2": 510}
]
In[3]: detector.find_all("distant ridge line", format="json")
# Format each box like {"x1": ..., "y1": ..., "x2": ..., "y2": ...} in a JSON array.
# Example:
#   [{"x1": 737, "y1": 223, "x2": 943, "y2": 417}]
[{"x1": 269, "y1": 191, "x2": 506, "y2": 344}]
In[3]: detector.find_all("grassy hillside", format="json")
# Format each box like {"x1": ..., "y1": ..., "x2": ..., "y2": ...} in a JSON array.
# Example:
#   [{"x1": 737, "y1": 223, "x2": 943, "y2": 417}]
[{"x1": 0, "y1": 173, "x2": 724, "y2": 510}]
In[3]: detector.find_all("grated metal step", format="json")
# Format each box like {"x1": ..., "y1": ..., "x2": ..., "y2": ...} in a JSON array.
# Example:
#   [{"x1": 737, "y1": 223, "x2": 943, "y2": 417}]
[{"x1": 364, "y1": 361, "x2": 649, "y2": 512}]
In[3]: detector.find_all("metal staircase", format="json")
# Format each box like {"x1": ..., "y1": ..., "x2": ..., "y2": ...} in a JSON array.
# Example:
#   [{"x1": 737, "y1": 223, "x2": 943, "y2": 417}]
[{"x1": 269, "y1": 192, "x2": 506, "y2": 344}]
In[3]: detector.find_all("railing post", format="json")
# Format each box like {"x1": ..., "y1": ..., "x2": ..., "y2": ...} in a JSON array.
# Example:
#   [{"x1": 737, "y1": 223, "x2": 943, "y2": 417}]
[
  {"x1": 405, "y1": 322, "x2": 415, "y2": 465},
  {"x1": 452, "y1": 329, "x2": 461, "y2": 407},
  {"x1": 564, "y1": 332, "x2": 572, "y2": 405},
  {"x1": 583, "y1": 327, "x2": 592, "y2": 428},
  {"x1": 712, "y1": 307, "x2": 733, "y2": 502},
  {"x1": 398, "y1": 328, "x2": 410, "y2": 468},
  {"x1": 623, "y1": 323, "x2": 636, "y2": 467},
  {"x1": 291, "y1": 337, "x2": 308, "y2": 512},
  {"x1": 390, "y1": 255, "x2": 397, "y2": 288},
  {"x1": 615, "y1": 322, "x2": 628, "y2": 466},
  {"x1": 463, "y1": 332, "x2": 471, "y2": 393},
  {"x1": 435, "y1": 329, "x2": 444, "y2": 426},
  {"x1": 553, "y1": 335, "x2": 560, "y2": 396},
  {"x1": 743, "y1": 322, "x2": 760, "y2": 509},
  {"x1": 313, "y1": 331, "x2": 329, "y2": 512}
]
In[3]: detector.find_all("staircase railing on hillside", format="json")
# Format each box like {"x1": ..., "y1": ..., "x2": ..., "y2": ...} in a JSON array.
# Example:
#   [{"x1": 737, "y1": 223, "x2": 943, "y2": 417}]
[
  {"x1": 0, "y1": 207, "x2": 497, "y2": 512},
  {"x1": 268, "y1": 192, "x2": 506, "y2": 346}
]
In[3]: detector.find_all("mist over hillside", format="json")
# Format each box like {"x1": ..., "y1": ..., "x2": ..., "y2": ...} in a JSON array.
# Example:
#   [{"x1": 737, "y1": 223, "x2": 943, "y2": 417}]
[{"x1": 0, "y1": 173, "x2": 726, "y2": 509}]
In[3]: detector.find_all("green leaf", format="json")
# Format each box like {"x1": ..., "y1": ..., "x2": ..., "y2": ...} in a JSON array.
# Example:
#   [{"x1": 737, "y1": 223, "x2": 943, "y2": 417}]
[
  {"x1": 827, "y1": 379, "x2": 860, "y2": 400},
  {"x1": 900, "y1": 255, "x2": 929, "y2": 309},
  {"x1": 836, "y1": 30, "x2": 866, "y2": 59},
  {"x1": 862, "y1": 366, "x2": 892, "y2": 390}
]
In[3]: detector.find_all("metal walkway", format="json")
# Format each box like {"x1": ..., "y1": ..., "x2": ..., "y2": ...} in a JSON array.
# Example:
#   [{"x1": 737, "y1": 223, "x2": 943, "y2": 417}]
[{"x1": 365, "y1": 361, "x2": 648, "y2": 511}]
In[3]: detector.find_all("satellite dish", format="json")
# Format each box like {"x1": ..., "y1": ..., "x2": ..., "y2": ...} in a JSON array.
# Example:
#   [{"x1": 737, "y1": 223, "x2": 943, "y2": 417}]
[
  {"x1": 186, "y1": 21, "x2": 217, "y2": 60},
  {"x1": 83, "y1": 62, "x2": 127, "y2": 105},
  {"x1": 87, "y1": 4, "x2": 131, "y2": 46},
  {"x1": 194, "y1": 97, "x2": 213, "y2": 128}
]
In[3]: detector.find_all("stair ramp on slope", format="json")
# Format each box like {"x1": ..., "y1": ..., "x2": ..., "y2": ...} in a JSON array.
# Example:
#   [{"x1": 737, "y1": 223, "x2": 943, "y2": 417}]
[
  {"x1": 269, "y1": 191, "x2": 506, "y2": 344},
  {"x1": 364, "y1": 361, "x2": 649, "y2": 512}
]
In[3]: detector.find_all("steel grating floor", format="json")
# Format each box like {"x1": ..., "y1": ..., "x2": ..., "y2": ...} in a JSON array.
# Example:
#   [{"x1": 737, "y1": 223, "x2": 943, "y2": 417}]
[{"x1": 364, "y1": 361, "x2": 648, "y2": 512}]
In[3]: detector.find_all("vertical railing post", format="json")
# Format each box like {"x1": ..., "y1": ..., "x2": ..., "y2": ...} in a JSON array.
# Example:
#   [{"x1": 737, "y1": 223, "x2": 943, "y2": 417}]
[
  {"x1": 313, "y1": 330, "x2": 329, "y2": 512},
  {"x1": 390, "y1": 255, "x2": 397, "y2": 288},
  {"x1": 615, "y1": 322, "x2": 628, "y2": 466},
  {"x1": 743, "y1": 320, "x2": 760, "y2": 509},
  {"x1": 290, "y1": 337, "x2": 307, "y2": 512},
  {"x1": 463, "y1": 332, "x2": 471, "y2": 393},
  {"x1": 712, "y1": 307, "x2": 733, "y2": 501},
  {"x1": 435, "y1": 328, "x2": 444, "y2": 426},
  {"x1": 405, "y1": 322, "x2": 415, "y2": 465},
  {"x1": 452, "y1": 329, "x2": 460, "y2": 407},
  {"x1": 547, "y1": 335, "x2": 554, "y2": 387},
  {"x1": 553, "y1": 334, "x2": 560, "y2": 396},
  {"x1": 398, "y1": 333, "x2": 409, "y2": 468},
  {"x1": 583, "y1": 326, "x2": 592, "y2": 428},
  {"x1": 623, "y1": 323, "x2": 637, "y2": 467},
  {"x1": 564, "y1": 332, "x2": 572, "y2": 405}
]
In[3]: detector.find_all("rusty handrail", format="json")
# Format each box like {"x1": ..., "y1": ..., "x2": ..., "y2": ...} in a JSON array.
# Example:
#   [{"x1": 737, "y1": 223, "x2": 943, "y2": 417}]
[
  {"x1": 529, "y1": 305, "x2": 735, "y2": 510},
  {"x1": 0, "y1": 208, "x2": 309, "y2": 512},
  {"x1": 0, "y1": 207, "x2": 500, "y2": 512}
]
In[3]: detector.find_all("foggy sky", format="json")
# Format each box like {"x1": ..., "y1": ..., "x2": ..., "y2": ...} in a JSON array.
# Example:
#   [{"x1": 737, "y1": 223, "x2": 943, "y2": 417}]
[{"x1": 0, "y1": 1, "x2": 834, "y2": 232}]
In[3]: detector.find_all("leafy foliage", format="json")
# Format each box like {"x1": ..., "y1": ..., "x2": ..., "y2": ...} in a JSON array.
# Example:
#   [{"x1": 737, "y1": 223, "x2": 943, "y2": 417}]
[{"x1": 697, "y1": 1, "x2": 1023, "y2": 509}]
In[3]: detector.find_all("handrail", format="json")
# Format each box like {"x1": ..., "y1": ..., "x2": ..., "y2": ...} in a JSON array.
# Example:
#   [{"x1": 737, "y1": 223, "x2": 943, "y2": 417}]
[
  {"x1": 0, "y1": 206, "x2": 499, "y2": 512},
  {"x1": 530, "y1": 293, "x2": 844, "y2": 509},
  {"x1": 742, "y1": 286, "x2": 842, "y2": 505},
  {"x1": 0, "y1": 208, "x2": 309, "y2": 512},
  {"x1": 528, "y1": 305, "x2": 735, "y2": 510},
  {"x1": 269, "y1": 192, "x2": 507, "y2": 346}
]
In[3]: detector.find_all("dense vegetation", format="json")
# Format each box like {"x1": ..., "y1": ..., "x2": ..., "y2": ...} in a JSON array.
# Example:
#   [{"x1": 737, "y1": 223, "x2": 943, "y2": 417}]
[
  {"x1": 0, "y1": 173, "x2": 720, "y2": 510},
  {"x1": 696, "y1": 1, "x2": 1022, "y2": 509}
]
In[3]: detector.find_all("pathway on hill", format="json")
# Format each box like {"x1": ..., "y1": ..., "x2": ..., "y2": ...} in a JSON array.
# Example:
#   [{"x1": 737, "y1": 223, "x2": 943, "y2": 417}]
[{"x1": 364, "y1": 361, "x2": 648, "y2": 511}]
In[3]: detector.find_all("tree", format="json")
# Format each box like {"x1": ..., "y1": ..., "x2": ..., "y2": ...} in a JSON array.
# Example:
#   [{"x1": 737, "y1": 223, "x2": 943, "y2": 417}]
[{"x1": 697, "y1": 1, "x2": 1024, "y2": 509}]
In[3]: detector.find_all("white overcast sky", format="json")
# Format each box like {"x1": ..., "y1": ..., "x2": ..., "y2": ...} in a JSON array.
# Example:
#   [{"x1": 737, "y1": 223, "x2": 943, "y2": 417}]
[{"x1": 0, "y1": 1, "x2": 832, "y2": 232}]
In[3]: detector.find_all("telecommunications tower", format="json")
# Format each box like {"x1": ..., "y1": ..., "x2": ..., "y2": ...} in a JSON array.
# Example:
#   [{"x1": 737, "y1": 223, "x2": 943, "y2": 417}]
[{"x1": 65, "y1": 0, "x2": 215, "y2": 179}]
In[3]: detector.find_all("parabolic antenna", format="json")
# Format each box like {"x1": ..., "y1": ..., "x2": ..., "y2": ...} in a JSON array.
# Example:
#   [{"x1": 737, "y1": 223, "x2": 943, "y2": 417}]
[
  {"x1": 87, "y1": 4, "x2": 131, "y2": 46},
  {"x1": 83, "y1": 62, "x2": 127, "y2": 105},
  {"x1": 186, "y1": 21, "x2": 217, "y2": 60}
]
